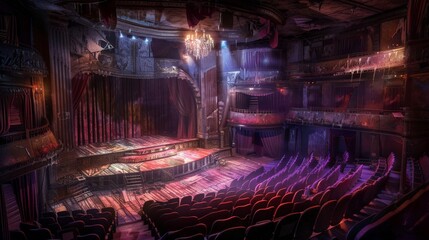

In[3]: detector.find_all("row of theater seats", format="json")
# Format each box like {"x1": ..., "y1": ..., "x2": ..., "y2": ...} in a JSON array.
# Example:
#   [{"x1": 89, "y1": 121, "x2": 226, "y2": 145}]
[
  {"x1": 10, "y1": 207, "x2": 116, "y2": 240},
  {"x1": 141, "y1": 153, "x2": 395, "y2": 240},
  {"x1": 348, "y1": 179, "x2": 429, "y2": 239}
]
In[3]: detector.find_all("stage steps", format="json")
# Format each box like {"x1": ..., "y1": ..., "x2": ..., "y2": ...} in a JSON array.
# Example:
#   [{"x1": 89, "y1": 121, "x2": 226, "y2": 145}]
[
  {"x1": 70, "y1": 181, "x2": 93, "y2": 202},
  {"x1": 124, "y1": 173, "x2": 143, "y2": 191}
]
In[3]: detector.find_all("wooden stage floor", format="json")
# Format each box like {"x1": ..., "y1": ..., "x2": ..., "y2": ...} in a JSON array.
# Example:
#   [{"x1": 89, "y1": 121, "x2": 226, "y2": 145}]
[
  {"x1": 81, "y1": 148, "x2": 217, "y2": 177},
  {"x1": 50, "y1": 156, "x2": 276, "y2": 225},
  {"x1": 71, "y1": 136, "x2": 197, "y2": 158}
]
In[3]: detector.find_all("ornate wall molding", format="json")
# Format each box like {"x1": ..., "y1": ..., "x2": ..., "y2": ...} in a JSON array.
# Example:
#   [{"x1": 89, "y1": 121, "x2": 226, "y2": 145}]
[{"x1": 0, "y1": 44, "x2": 47, "y2": 75}]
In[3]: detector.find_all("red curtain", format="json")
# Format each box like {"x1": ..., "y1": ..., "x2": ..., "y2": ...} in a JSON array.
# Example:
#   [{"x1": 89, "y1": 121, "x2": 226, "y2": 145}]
[
  {"x1": 0, "y1": 94, "x2": 14, "y2": 135},
  {"x1": 260, "y1": 129, "x2": 284, "y2": 158},
  {"x1": 236, "y1": 128, "x2": 254, "y2": 155},
  {"x1": 99, "y1": 0, "x2": 117, "y2": 29},
  {"x1": 74, "y1": 75, "x2": 177, "y2": 145},
  {"x1": 72, "y1": 72, "x2": 91, "y2": 111},
  {"x1": 168, "y1": 78, "x2": 197, "y2": 139},
  {"x1": 12, "y1": 172, "x2": 38, "y2": 222}
]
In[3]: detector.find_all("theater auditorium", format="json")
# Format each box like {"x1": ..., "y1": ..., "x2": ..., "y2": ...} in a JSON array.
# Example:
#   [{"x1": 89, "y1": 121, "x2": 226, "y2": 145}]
[{"x1": 1, "y1": 0, "x2": 429, "y2": 239}]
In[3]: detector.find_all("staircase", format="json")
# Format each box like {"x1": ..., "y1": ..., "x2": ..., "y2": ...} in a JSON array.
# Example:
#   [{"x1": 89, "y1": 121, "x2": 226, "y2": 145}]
[
  {"x1": 124, "y1": 173, "x2": 143, "y2": 191},
  {"x1": 70, "y1": 181, "x2": 93, "y2": 202}
]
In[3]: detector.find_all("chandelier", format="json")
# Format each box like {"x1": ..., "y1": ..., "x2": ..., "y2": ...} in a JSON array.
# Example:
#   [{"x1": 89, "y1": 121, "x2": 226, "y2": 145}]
[{"x1": 185, "y1": 29, "x2": 214, "y2": 59}]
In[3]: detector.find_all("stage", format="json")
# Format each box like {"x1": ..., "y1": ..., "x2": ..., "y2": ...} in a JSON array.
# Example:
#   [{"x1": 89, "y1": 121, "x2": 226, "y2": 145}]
[{"x1": 54, "y1": 136, "x2": 232, "y2": 199}]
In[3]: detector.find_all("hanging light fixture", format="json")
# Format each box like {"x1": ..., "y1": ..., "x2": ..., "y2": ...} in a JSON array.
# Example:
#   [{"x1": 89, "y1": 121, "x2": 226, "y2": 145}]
[{"x1": 185, "y1": 28, "x2": 214, "y2": 59}]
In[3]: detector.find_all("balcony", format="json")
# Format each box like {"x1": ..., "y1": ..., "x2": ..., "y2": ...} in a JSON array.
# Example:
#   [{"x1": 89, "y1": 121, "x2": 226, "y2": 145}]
[
  {"x1": 228, "y1": 109, "x2": 286, "y2": 126},
  {"x1": 0, "y1": 124, "x2": 61, "y2": 170},
  {"x1": 285, "y1": 108, "x2": 405, "y2": 135}
]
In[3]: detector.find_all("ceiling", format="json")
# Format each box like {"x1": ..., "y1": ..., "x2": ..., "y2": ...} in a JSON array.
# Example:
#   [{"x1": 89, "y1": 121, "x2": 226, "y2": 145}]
[{"x1": 29, "y1": 0, "x2": 407, "y2": 44}]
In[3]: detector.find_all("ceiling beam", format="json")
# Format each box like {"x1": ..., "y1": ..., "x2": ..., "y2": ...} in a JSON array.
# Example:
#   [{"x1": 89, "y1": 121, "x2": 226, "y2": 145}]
[{"x1": 336, "y1": 0, "x2": 383, "y2": 13}]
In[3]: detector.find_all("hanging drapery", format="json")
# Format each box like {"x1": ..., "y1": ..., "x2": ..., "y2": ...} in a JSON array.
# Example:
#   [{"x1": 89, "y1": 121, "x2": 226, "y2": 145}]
[
  {"x1": 260, "y1": 128, "x2": 284, "y2": 158},
  {"x1": 72, "y1": 72, "x2": 91, "y2": 111},
  {"x1": 74, "y1": 75, "x2": 177, "y2": 145},
  {"x1": 168, "y1": 78, "x2": 197, "y2": 139},
  {"x1": 407, "y1": 0, "x2": 428, "y2": 40},
  {"x1": 0, "y1": 94, "x2": 14, "y2": 135},
  {"x1": 23, "y1": 89, "x2": 33, "y2": 130},
  {"x1": 12, "y1": 172, "x2": 38, "y2": 222},
  {"x1": 99, "y1": 0, "x2": 117, "y2": 29},
  {"x1": 236, "y1": 128, "x2": 254, "y2": 155},
  {"x1": 185, "y1": 2, "x2": 214, "y2": 28}
]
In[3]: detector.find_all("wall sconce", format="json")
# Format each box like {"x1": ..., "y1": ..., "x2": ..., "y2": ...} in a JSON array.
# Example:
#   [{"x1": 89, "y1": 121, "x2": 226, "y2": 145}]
[{"x1": 34, "y1": 85, "x2": 43, "y2": 94}]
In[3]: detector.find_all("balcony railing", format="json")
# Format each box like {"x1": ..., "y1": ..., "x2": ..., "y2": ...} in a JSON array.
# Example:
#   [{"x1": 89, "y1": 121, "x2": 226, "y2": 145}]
[
  {"x1": 228, "y1": 110, "x2": 286, "y2": 126},
  {"x1": 286, "y1": 108, "x2": 405, "y2": 135}
]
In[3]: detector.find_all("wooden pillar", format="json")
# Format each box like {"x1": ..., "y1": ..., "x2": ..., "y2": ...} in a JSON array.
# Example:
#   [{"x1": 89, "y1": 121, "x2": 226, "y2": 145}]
[{"x1": 47, "y1": 15, "x2": 74, "y2": 149}]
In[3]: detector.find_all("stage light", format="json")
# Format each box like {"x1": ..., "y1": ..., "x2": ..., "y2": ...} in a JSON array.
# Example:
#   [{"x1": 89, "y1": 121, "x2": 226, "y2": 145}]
[
  {"x1": 131, "y1": 35, "x2": 136, "y2": 40},
  {"x1": 119, "y1": 31, "x2": 124, "y2": 38},
  {"x1": 221, "y1": 40, "x2": 227, "y2": 48}
]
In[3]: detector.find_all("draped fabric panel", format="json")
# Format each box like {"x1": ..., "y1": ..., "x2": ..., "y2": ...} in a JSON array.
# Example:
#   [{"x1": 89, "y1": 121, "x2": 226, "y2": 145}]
[
  {"x1": 0, "y1": 94, "x2": 13, "y2": 135},
  {"x1": 260, "y1": 129, "x2": 284, "y2": 158},
  {"x1": 72, "y1": 73, "x2": 91, "y2": 111},
  {"x1": 0, "y1": 89, "x2": 33, "y2": 134},
  {"x1": 185, "y1": 2, "x2": 214, "y2": 28},
  {"x1": 23, "y1": 90, "x2": 33, "y2": 130},
  {"x1": 407, "y1": 0, "x2": 428, "y2": 40},
  {"x1": 236, "y1": 128, "x2": 254, "y2": 155},
  {"x1": 168, "y1": 79, "x2": 197, "y2": 138},
  {"x1": 12, "y1": 172, "x2": 38, "y2": 222},
  {"x1": 203, "y1": 68, "x2": 218, "y2": 135},
  {"x1": 74, "y1": 75, "x2": 178, "y2": 145}
]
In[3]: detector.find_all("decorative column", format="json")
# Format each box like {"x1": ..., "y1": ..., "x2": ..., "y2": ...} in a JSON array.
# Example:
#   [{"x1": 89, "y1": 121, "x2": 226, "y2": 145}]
[{"x1": 47, "y1": 15, "x2": 74, "y2": 149}]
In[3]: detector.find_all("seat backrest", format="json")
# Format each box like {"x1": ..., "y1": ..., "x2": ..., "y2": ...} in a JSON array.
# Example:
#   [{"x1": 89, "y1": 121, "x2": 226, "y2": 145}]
[
  {"x1": 251, "y1": 206, "x2": 275, "y2": 225},
  {"x1": 163, "y1": 216, "x2": 199, "y2": 233},
  {"x1": 294, "y1": 205, "x2": 321, "y2": 240},
  {"x1": 281, "y1": 192, "x2": 294, "y2": 203},
  {"x1": 272, "y1": 212, "x2": 301, "y2": 240},
  {"x1": 267, "y1": 196, "x2": 282, "y2": 209},
  {"x1": 83, "y1": 224, "x2": 106, "y2": 240},
  {"x1": 180, "y1": 195, "x2": 193, "y2": 205},
  {"x1": 330, "y1": 193, "x2": 352, "y2": 226},
  {"x1": 210, "y1": 216, "x2": 243, "y2": 235},
  {"x1": 198, "y1": 210, "x2": 230, "y2": 229},
  {"x1": 292, "y1": 199, "x2": 312, "y2": 213},
  {"x1": 273, "y1": 202, "x2": 293, "y2": 220},
  {"x1": 193, "y1": 193, "x2": 205, "y2": 202},
  {"x1": 292, "y1": 189, "x2": 304, "y2": 203},
  {"x1": 214, "y1": 226, "x2": 246, "y2": 240},
  {"x1": 245, "y1": 220, "x2": 275, "y2": 240},
  {"x1": 232, "y1": 203, "x2": 252, "y2": 219},
  {"x1": 313, "y1": 200, "x2": 337, "y2": 233},
  {"x1": 175, "y1": 233, "x2": 206, "y2": 240},
  {"x1": 86, "y1": 208, "x2": 100, "y2": 216},
  {"x1": 29, "y1": 228, "x2": 54, "y2": 240},
  {"x1": 76, "y1": 233, "x2": 100, "y2": 240},
  {"x1": 250, "y1": 200, "x2": 268, "y2": 217},
  {"x1": 160, "y1": 223, "x2": 207, "y2": 240}
]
